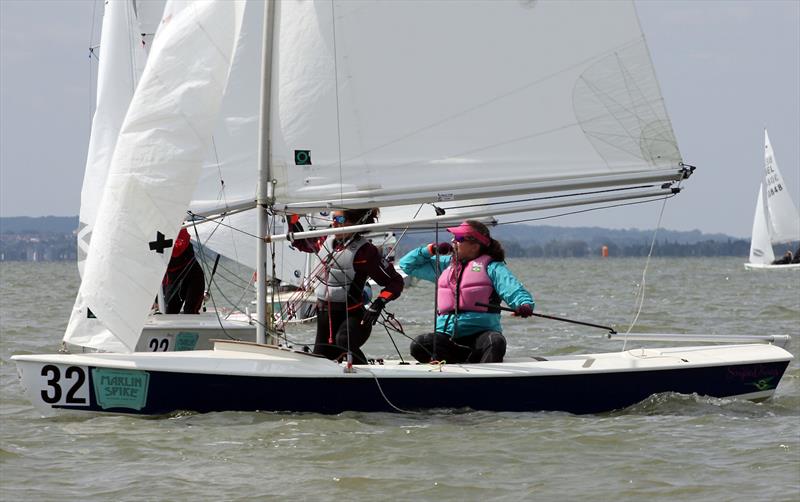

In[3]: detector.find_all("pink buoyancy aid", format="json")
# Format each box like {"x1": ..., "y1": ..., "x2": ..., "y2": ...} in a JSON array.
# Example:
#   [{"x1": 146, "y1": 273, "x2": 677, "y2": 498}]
[{"x1": 437, "y1": 255, "x2": 494, "y2": 314}]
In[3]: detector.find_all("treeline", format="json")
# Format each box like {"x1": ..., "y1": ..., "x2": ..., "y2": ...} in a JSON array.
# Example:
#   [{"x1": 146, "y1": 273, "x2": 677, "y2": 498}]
[
  {"x1": 0, "y1": 216, "x2": 769, "y2": 261},
  {"x1": 392, "y1": 225, "x2": 758, "y2": 258},
  {"x1": 501, "y1": 238, "x2": 752, "y2": 258}
]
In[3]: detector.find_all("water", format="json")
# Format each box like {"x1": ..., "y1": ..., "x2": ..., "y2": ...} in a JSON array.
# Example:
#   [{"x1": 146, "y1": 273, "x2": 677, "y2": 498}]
[{"x1": 1, "y1": 258, "x2": 799, "y2": 501}]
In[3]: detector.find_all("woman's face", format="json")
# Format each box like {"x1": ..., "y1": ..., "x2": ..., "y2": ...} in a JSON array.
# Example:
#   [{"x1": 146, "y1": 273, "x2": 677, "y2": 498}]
[
  {"x1": 332, "y1": 212, "x2": 352, "y2": 240},
  {"x1": 452, "y1": 235, "x2": 481, "y2": 261}
]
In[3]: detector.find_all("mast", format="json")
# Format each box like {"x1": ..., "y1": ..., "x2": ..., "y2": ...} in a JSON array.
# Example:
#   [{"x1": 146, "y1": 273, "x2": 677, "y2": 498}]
[{"x1": 256, "y1": 0, "x2": 277, "y2": 345}]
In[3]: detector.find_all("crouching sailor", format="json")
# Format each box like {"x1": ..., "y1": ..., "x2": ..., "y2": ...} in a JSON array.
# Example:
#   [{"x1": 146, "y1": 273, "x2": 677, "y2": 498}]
[
  {"x1": 399, "y1": 220, "x2": 534, "y2": 363},
  {"x1": 290, "y1": 209, "x2": 404, "y2": 364}
]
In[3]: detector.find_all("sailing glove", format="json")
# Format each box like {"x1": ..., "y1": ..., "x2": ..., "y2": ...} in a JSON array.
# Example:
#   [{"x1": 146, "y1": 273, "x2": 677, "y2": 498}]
[
  {"x1": 362, "y1": 297, "x2": 387, "y2": 325},
  {"x1": 427, "y1": 242, "x2": 453, "y2": 255},
  {"x1": 513, "y1": 304, "x2": 534, "y2": 318}
]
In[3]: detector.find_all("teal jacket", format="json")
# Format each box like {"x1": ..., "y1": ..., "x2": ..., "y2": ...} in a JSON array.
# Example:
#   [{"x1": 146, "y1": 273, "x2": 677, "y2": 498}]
[{"x1": 399, "y1": 246, "x2": 534, "y2": 339}]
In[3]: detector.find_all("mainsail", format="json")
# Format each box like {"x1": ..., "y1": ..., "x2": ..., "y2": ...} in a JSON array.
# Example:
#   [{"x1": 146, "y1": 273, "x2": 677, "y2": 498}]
[{"x1": 267, "y1": 1, "x2": 684, "y2": 211}]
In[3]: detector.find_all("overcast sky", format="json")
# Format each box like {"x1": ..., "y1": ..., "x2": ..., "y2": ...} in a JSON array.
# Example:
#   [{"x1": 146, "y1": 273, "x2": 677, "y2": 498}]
[{"x1": 1, "y1": 0, "x2": 798, "y2": 238}]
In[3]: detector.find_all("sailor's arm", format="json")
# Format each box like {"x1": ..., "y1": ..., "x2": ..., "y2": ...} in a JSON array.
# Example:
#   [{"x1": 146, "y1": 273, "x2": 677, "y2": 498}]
[
  {"x1": 488, "y1": 262, "x2": 534, "y2": 310},
  {"x1": 398, "y1": 245, "x2": 451, "y2": 283}
]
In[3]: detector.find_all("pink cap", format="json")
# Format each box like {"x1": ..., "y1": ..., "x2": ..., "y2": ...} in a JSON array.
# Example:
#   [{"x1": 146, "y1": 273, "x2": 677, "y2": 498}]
[{"x1": 446, "y1": 222, "x2": 490, "y2": 246}]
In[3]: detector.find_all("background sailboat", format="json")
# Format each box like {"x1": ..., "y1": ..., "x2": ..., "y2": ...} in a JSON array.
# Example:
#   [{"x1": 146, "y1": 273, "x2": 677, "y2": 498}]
[
  {"x1": 13, "y1": 0, "x2": 793, "y2": 415},
  {"x1": 745, "y1": 129, "x2": 800, "y2": 270}
]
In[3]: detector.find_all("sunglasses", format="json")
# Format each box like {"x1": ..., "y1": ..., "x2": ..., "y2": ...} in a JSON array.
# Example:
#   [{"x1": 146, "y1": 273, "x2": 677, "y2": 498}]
[
  {"x1": 332, "y1": 215, "x2": 347, "y2": 225},
  {"x1": 452, "y1": 235, "x2": 478, "y2": 243}
]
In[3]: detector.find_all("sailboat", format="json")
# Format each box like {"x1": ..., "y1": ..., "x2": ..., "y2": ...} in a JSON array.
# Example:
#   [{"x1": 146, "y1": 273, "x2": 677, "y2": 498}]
[
  {"x1": 13, "y1": 0, "x2": 792, "y2": 415},
  {"x1": 745, "y1": 130, "x2": 800, "y2": 270}
]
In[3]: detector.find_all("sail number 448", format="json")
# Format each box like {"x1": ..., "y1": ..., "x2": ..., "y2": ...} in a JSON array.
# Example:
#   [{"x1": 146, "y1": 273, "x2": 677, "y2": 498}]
[{"x1": 39, "y1": 364, "x2": 89, "y2": 406}]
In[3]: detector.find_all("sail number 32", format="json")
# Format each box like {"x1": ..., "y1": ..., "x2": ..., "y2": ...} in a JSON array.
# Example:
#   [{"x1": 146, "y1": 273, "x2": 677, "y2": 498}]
[{"x1": 40, "y1": 364, "x2": 89, "y2": 406}]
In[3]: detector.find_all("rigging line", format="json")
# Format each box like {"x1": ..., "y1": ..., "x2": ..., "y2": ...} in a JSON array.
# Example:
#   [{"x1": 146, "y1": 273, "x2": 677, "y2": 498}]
[
  {"x1": 195, "y1": 217, "x2": 252, "y2": 292},
  {"x1": 203, "y1": 287, "x2": 246, "y2": 341},
  {"x1": 88, "y1": 0, "x2": 98, "y2": 53},
  {"x1": 205, "y1": 137, "x2": 246, "y2": 267},
  {"x1": 432, "y1": 222, "x2": 441, "y2": 357},
  {"x1": 209, "y1": 266, "x2": 251, "y2": 291},
  {"x1": 225, "y1": 272, "x2": 256, "y2": 321},
  {"x1": 378, "y1": 315, "x2": 406, "y2": 364},
  {"x1": 190, "y1": 220, "x2": 256, "y2": 315},
  {"x1": 189, "y1": 221, "x2": 211, "y2": 279},
  {"x1": 381, "y1": 193, "x2": 677, "y2": 237},
  {"x1": 189, "y1": 213, "x2": 262, "y2": 240},
  {"x1": 189, "y1": 224, "x2": 240, "y2": 341},
  {"x1": 494, "y1": 193, "x2": 677, "y2": 226},
  {"x1": 330, "y1": 0, "x2": 345, "y2": 210},
  {"x1": 621, "y1": 193, "x2": 672, "y2": 351},
  {"x1": 368, "y1": 203, "x2": 426, "y2": 264},
  {"x1": 439, "y1": 184, "x2": 660, "y2": 210},
  {"x1": 87, "y1": 0, "x2": 99, "y2": 134},
  {"x1": 124, "y1": 1, "x2": 137, "y2": 96}
]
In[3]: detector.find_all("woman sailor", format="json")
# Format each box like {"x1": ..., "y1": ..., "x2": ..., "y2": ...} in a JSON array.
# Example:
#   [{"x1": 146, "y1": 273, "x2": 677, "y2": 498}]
[
  {"x1": 399, "y1": 220, "x2": 534, "y2": 363},
  {"x1": 291, "y1": 209, "x2": 404, "y2": 364}
]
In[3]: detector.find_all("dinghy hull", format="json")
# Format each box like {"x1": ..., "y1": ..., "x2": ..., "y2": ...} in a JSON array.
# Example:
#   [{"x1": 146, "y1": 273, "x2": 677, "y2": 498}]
[
  {"x1": 744, "y1": 262, "x2": 800, "y2": 270},
  {"x1": 13, "y1": 342, "x2": 793, "y2": 416}
]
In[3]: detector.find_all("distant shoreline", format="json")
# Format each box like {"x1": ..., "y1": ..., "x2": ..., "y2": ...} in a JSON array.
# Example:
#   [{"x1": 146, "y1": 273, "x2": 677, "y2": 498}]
[{"x1": 1, "y1": 215, "x2": 784, "y2": 262}]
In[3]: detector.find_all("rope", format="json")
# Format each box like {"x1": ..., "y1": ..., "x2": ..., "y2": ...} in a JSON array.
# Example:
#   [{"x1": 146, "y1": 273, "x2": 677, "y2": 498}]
[
  {"x1": 621, "y1": 192, "x2": 673, "y2": 351},
  {"x1": 357, "y1": 367, "x2": 420, "y2": 414}
]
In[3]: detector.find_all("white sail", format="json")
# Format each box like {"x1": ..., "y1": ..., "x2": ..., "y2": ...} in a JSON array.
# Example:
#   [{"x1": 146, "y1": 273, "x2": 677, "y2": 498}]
[
  {"x1": 69, "y1": 0, "x2": 168, "y2": 351},
  {"x1": 77, "y1": 0, "x2": 166, "y2": 276},
  {"x1": 187, "y1": 1, "x2": 309, "y2": 287},
  {"x1": 748, "y1": 184, "x2": 775, "y2": 265},
  {"x1": 763, "y1": 129, "x2": 800, "y2": 243},
  {"x1": 189, "y1": 0, "x2": 263, "y2": 216},
  {"x1": 266, "y1": 1, "x2": 683, "y2": 211},
  {"x1": 64, "y1": 0, "x2": 246, "y2": 352}
]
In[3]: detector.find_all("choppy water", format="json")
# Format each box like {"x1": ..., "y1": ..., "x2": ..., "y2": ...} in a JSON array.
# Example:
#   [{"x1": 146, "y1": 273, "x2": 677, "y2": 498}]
[{"x1": 1, "y1": 258, "x2": 798, "y2": 501}]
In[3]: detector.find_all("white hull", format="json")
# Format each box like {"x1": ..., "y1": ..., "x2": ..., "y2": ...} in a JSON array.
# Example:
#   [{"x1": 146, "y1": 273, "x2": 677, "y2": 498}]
[
  {"x1": 744, "y1": 262, "x2": 800, "y2": 270},
  {"x1": 12, "y1": 339, "x2": 793, "y2": 415}
]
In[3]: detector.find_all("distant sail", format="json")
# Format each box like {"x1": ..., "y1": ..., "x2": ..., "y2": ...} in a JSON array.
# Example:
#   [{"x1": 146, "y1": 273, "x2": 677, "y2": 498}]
[
  {"x1": 748, "y1": 184, "x2": 775, "y2": 265},
  {"x1": 763, "y1": 130, "x2": 800, "y2": 243}
]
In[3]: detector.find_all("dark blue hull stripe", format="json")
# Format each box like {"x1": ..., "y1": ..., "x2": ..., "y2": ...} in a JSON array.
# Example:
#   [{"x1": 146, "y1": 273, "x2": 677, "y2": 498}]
[{"x1": 59, "y1": 360, "x2": 790, "y2": 415}]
